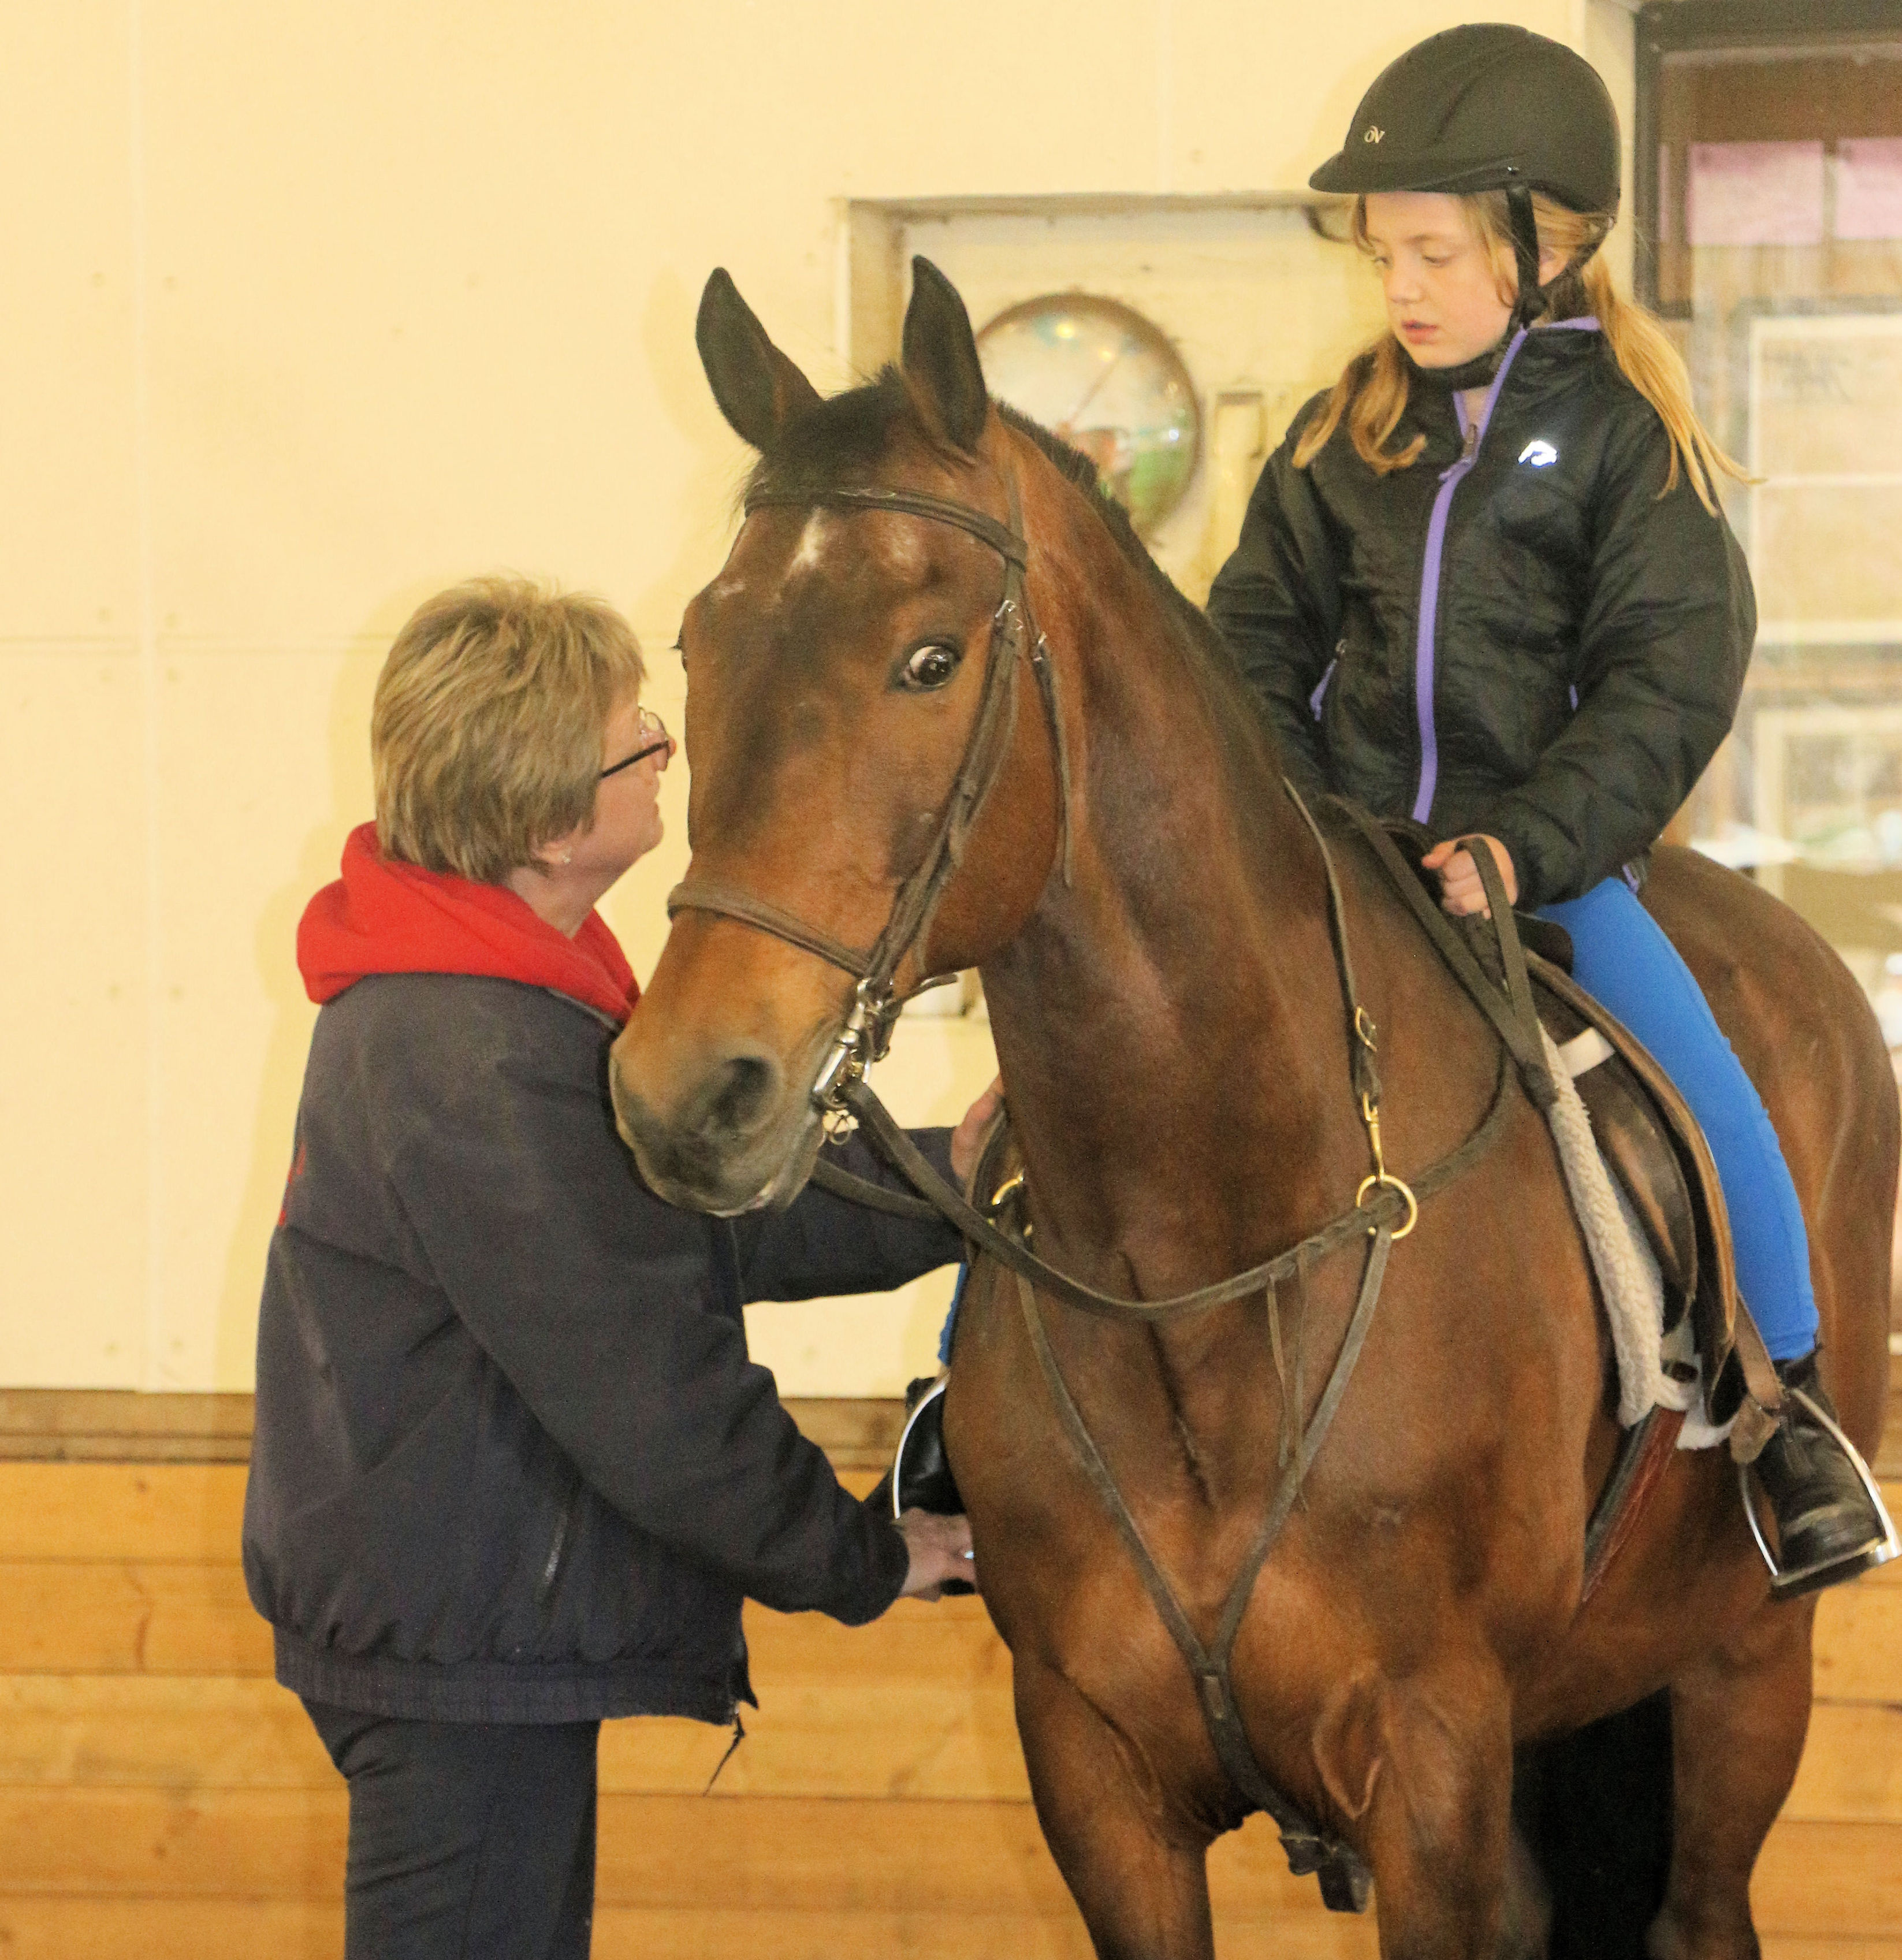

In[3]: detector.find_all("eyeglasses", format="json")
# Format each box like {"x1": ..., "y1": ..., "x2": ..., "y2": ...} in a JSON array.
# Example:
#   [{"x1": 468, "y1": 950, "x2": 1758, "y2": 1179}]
[{"x1": 599, "y1": 707, "x2": 671, "y2": 780}]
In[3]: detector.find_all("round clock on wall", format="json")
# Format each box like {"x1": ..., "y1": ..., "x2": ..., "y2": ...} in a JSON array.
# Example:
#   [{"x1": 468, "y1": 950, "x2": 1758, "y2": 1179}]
[{"x1": 974, "y1": 293, "x2": 1201, "y2": 537}]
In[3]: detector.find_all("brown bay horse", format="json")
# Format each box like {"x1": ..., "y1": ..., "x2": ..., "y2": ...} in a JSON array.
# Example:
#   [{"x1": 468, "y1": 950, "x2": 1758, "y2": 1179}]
[{"x1": 609, "y1": 258, "x2": 1896, "y2": 1959}]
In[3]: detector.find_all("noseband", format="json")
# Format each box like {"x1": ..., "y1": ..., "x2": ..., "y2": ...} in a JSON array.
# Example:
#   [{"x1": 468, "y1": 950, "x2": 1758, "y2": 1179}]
[{"x1": 667, "y1": 475, "x2": 1073, "y2": 1115}]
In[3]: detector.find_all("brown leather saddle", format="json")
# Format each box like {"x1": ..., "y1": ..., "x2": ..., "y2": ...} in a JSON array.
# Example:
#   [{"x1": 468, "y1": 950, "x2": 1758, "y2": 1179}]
[{"x1": 1479, "y1": 920, "x2": 1722, "y2": 1390}]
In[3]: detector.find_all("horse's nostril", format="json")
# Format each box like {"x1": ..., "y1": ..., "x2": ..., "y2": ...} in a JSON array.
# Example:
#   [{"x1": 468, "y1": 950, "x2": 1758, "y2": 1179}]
[{"x1": 707, "y1": 1050, "x2": 781, "y2": 1140}]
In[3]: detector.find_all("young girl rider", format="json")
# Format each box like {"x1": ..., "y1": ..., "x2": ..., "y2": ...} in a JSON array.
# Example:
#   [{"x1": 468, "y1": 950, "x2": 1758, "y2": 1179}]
[{"x1": 1208, "y1": 22, "x2": 1893, "y2": 1597}]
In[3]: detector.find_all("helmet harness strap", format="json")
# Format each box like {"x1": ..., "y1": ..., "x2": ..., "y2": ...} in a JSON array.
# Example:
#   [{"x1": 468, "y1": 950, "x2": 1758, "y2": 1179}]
[
  {"x1": 1406, "y1": 183, "x2": 1606, "y2": 395},
  {"x1": 1505, "y1": 182, "x2": 1546, "y2": 334}
]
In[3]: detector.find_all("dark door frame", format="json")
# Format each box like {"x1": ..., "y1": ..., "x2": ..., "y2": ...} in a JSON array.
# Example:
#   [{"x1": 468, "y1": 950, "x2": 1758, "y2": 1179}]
[{"x1": 1634, "y1": 0, "x2": 1902, "y2": 306}]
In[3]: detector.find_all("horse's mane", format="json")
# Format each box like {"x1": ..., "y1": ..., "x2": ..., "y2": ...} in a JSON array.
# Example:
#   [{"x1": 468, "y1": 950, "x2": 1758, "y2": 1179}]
[
  {"x1": 746, "y1": 370, "x2": 1242, "y2": 693},
  {"x1": 991, "y1": 403, "x2": 1241, "y2": 687}
]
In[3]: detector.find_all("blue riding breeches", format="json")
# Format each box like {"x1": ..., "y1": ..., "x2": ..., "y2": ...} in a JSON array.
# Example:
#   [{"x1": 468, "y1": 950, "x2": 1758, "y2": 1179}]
[{"x1": 1537, "y1": 876, "x2": 1817, "y2": 1361}]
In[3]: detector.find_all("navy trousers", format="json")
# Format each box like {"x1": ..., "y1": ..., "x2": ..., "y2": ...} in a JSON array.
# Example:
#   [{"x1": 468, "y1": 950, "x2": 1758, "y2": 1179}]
[{"x1": 304, "y1": 1699, "x2": 601, "y2": 1960}]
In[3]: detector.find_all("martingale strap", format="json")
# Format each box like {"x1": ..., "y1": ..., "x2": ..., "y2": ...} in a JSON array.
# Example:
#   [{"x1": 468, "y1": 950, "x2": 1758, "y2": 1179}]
[
  {"x1": 837, "y1": 1052, "x2": 1510, "y2": 1324},
  {"x1": 821, "y1": 795, "x2": 1529, "y2": 1906},
  {"x1": 1015, "y1": 1240, "x2": 1384, "y2": 1902}
]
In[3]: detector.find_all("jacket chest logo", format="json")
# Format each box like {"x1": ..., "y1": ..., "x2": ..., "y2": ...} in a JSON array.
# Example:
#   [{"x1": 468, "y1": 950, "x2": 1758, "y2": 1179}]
[
  {"x1": 1518, "y1": 438, "x2": 1559, "y2": 468},
  {"x1": 1364, "y1": 126, "x2": 1385, "y2": 143}
]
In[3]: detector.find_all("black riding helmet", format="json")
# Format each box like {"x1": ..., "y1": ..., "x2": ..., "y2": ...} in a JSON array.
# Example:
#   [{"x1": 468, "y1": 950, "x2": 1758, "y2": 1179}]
[{"x1": 1309, "y1": 24, "x2": 1621, "y2": 348}]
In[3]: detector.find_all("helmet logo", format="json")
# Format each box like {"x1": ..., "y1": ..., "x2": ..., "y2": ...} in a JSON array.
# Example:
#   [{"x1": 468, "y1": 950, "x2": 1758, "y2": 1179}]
[
  {"x1": 1519, "y1": 439, "x2": 1559, "y2": 468},
  {"x1": 1364, "y1": 126, "x2": 1384, "y2": 144}
]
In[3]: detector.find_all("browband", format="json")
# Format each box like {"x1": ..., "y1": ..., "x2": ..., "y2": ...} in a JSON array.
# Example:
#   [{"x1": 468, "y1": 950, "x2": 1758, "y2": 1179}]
[{"x1": 743, "y1": 484, "x2": 1028, "y2": 570}]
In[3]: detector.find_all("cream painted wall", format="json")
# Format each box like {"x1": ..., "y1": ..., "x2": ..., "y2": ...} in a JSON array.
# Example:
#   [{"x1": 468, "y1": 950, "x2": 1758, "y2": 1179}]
[{"x1": 1, "y1": 0, "x2": 1629, "y2": 1394}]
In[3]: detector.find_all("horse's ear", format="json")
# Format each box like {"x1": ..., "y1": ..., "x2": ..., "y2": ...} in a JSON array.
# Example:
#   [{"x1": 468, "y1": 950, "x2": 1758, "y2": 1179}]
[
  {"x1": 696, "y1": 268, "x2": 822, "y2": 452},
  {"x1": 901, "y1": 257, "x2": 988, "y2": 451}
]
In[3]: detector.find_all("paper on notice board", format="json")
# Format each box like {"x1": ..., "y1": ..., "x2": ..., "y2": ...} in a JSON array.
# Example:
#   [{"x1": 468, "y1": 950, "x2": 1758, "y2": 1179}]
[
  {"x1": 1836, "y1": 138, "x2": 1902, "y2": 241},
  {"x1": 1687, "y1": 141, "x2": 1825, "y2": 247}
]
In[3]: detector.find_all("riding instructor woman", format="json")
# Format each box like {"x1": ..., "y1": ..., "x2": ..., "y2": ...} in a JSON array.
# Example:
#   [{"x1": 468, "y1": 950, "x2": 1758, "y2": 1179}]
[
  {"x1": 1208, "y1": 23, "x2": 1893, "y2": 1595},
  {"x1": 244, "y1": 577, "x2": 987, "y2": 1959}
]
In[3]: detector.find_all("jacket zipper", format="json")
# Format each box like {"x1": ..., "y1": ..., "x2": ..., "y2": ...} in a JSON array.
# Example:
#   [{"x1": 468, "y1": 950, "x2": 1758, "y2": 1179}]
[
  {"x1": 1310, "y1": 647, "x2": 1343, "y2": 721},
  {"x1": 1408, "y1": 327, "x2": 1530, "y2": 824},
  {"x1": 537, "y1": 1477, "x2": 580, "y2": 1613}
]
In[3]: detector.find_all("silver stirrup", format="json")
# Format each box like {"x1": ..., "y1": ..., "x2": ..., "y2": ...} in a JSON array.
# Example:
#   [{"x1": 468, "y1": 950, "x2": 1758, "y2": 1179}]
[{"x1": 1739, "y1": 1386, "x2": 1900, "y2": 1600}]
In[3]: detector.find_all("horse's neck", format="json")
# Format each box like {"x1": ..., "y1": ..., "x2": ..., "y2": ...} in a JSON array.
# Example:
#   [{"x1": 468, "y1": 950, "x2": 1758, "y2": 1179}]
[{"x1": 979, "y1": 526, "x2": 1358, "y2": 1290}]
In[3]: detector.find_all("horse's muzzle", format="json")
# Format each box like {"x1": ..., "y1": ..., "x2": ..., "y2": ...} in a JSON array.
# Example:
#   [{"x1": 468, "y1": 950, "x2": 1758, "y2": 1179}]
[{"x1": 610, "y1": 1037, "x2": 820, "y2": 1215}]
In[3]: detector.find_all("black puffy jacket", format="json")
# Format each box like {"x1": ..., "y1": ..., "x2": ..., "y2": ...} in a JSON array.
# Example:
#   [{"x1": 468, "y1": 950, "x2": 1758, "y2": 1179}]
[
  {"x1": 1207, "y1": 323, "x2": 1754, "y2": 908},
  {"x1": 243, "y1": 972, "x2": 961, "y2": 1727}
]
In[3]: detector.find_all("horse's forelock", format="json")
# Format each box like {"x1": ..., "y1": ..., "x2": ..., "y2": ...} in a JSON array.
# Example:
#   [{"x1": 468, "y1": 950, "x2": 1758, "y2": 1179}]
[{"x1": 744, "y1": 367, "x2": 955, "y2": 504}]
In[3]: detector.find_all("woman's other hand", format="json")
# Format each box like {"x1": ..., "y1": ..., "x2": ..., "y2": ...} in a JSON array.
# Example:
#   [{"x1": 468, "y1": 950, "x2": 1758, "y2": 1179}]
[
  {"x1": 950, "y1": 1076, "x2": 1004, "y2": 1188},
  {"x1": 896, "y1": 1508, "x2": 977, "y2": 1599},
  {"x1": 1422, "y1": 835, "x2": 1518, "y2": 918}
]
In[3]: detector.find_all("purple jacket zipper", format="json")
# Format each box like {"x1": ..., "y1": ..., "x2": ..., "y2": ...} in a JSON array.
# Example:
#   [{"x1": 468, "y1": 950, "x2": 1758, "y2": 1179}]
[{"x1": 1407, "y1": 317, "x2": 1600, "y2": 824}]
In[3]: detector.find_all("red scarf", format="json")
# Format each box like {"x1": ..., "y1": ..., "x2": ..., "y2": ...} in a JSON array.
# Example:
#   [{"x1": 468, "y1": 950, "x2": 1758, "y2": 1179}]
[{"x1": 298, "y1": 823, "x2": 638, "y2": 1025}]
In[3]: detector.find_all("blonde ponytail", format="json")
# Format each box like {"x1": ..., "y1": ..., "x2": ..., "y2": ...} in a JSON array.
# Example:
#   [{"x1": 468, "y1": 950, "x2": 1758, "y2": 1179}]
[
  {"x1": 1294, "y1": 192, "x2": 1747, "y2": 513},
  {"x1": 1575, "y1": 252, "x2": 1744, "y2": 510}
]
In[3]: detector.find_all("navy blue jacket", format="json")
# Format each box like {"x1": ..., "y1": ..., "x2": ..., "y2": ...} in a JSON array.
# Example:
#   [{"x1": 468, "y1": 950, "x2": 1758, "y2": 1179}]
[{"x1": 243, "y1": 971, "x2": 961, "y2": 1725}]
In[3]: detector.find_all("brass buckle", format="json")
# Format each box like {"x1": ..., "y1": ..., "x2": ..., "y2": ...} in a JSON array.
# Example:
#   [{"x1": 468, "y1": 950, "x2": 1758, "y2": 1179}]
[{"x1": 1355, "y1": 1091, "x2": 1418, "y2": 1239}]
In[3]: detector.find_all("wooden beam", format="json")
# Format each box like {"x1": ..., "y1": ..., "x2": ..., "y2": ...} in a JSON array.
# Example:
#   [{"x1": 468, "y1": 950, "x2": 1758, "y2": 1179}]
[
  {"x1": 0, "y1": 1788, "x2": 1894, "y2": 1932},
  {"x1": 0, "y1": 1395, "x2": 906, "y2": 1470},
  {"x1": 0, "y1": 1896, "x2": 1393, "y2": 1960}
]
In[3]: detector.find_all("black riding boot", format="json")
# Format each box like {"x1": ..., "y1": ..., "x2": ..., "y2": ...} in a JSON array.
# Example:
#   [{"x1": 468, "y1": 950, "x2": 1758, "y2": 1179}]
[
  {"x1": 1751, "y1": 1351, "x2": 1896, "y2": 1598},
  {"x1": 871, "y1": 1374, "x2": 972, "y2": 1594},
  {"x1": 868, "y1": 1377, "x2": 966, "y2": 1515}
]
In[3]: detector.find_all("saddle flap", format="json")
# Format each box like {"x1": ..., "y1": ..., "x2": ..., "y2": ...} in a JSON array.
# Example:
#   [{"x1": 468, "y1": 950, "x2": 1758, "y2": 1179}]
[
  {"x1": 1528, "y1": 953, "x2": 1741, "y2": 1412},
  {"x1": 1532, "y1": 982, "x2": 1697, "y2": 1330}
]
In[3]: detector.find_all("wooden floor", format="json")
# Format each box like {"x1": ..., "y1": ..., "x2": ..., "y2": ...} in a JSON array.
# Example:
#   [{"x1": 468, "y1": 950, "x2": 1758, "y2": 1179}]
[{"x1": 0, "y1": 1393, "x2": 1897, "y2": 1957}]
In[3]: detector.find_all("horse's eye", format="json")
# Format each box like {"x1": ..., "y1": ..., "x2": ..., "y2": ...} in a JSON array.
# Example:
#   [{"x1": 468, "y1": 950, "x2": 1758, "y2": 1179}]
[{"x1": 900, "y1": 642, "x2": 962, "y2": 692}]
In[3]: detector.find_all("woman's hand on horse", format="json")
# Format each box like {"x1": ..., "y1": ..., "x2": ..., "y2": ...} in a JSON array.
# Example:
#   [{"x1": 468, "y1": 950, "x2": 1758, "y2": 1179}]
[
  {"x1": 950, "y1": 1075, "x2": 1005, "y2": 1187},
  {"x1": 1422, "y1": 835, "x2": 1518, "y2": 918},
  {"x1": 896, "y1": 1508, "x2": 977, "y2": 1599}
]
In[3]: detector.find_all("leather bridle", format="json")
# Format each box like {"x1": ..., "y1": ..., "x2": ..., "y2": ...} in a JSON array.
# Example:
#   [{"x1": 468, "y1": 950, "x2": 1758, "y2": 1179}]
[{"x1": 666, "y1": 473, "x2": 1072, "y2": 1118}]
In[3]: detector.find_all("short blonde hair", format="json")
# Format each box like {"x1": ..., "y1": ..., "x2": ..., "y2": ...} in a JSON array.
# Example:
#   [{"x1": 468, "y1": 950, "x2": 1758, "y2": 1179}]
[{"x1": 373, "y1": 577, "x2": 646, "y2": 884}]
